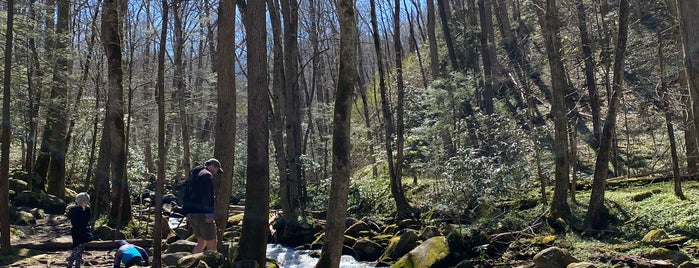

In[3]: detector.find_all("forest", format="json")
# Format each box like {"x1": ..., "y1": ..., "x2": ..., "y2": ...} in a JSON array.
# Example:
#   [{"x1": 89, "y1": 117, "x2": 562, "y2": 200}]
[{"x1": 2, "y1": 0, "x2": 699, "y2": 267}]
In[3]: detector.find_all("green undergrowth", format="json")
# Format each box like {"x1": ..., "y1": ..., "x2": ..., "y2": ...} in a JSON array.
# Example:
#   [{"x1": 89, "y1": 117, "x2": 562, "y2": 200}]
[{"x1": 348, "y1": 171, "x2": 699, "y2": 262}]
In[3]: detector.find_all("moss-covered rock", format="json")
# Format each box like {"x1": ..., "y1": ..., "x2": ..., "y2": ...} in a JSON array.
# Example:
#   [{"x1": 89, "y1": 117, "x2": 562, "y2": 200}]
[
  {"x1": 15, "y1": 211, "x2": 36, "y2": 225},
  {"x1": 227, "y1": 213, "x2": 245, "y2": 227},
  {"x1": 380, "y1": 229, "x2": 419, "y2": 262},
  {"x1": 354, "y1": 238, "x2": 384, "y2": 262},
  {"x1": 641, "y1": 229, "x2": 668, "y2": 243},
  {"x1": 345, "y1": 221, "x2": 372, "y2": 238},
  {"x1": 642, "y1": 247, "x2": 690, "y2": 264},
  {"x1": 532, "y1": 247, "x2": 579, "y2": 268},
  {"x1": 567, "y1": 262, "x2": 597, "y2": 268},
  {"x1": 391, "y1": 236, "x2": 450, "y2": 268},
  {"x1": 176, "y1": 250, "x2": 228, "y2": 268},
  {"x1": 530, "y1": 235, "x2": 557, "y2": 246}
]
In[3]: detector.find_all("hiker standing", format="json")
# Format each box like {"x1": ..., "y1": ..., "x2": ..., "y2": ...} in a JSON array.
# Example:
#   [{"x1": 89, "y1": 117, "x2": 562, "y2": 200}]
[
  {"x1": 183, "y1": 158, "x2": 223, "y2": 253},
  {"x1": 67, "y1": 192, "x2": 93, "y2": 267}
]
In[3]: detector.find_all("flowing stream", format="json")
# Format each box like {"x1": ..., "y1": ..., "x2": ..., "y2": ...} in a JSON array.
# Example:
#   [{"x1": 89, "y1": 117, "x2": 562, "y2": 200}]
[{"x1": 168, "y1": 216, "x2": 378, "y2": 267}]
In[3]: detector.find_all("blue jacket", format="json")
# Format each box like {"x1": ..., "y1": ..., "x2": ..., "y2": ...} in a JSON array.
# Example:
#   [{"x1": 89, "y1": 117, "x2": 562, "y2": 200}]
[{"x1": 114, "y1": 242, "x2": 149, "y2": 268}]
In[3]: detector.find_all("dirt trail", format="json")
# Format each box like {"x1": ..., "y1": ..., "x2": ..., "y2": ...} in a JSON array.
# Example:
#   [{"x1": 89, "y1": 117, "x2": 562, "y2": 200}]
[{"x1": 8, "y1": 215, "x2": 121, "y2": 268}]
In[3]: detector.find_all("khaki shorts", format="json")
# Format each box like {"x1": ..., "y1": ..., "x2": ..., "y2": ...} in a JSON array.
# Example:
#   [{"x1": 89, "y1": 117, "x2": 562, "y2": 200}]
[{"x1": 187, "y1": 213, "x2": 217, "y2": 240}]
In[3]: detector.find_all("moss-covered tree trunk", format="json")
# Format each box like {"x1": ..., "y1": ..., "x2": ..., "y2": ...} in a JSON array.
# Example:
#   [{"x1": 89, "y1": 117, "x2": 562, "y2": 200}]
[
  {"x1": 102, "y1": 0, "x2": 131, "y2": 228},
  {"x1": 315, "y1": 0, "x2": 357, "y2": 265}
]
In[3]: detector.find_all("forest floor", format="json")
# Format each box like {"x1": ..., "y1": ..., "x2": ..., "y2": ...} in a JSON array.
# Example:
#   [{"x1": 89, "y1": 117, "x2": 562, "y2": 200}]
[{"x1": 5, "y1": 214, "x2": 124, "y2": 267}]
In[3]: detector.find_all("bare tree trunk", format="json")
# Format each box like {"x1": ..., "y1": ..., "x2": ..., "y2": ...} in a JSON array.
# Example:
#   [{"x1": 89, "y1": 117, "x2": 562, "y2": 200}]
[
  {"x1": 393, "y1": 0, "x2": 413, "y2": 215},
  {"x1": 678, "y1": 0, "x2": 699, "y2": 174},
  {"x1": 585, "y1": 0, "x2": 629, "y2": 231},
  {"x1": 357, "y1": 40, "x2": 377, "y2": 178},
  {"x1": 267, "y1": 0, "x2": 288, "y2": 211},
  {"x1": 575, "y1": 0, "x2": 601, "y2": 146},
  {"x1": 280, "y1": 0, "x2": 304, "y2": 231},
  {"x1": 102, "y1": 0, "x2": 131, "y2": 228},
  {"x1": 215, "y1": 0, "x2": 236, "y2": 251},
  {"x1": 478, "y1": 0, "x2": 496, "y2": 114},
  {"x1": 427, "y1": 0, "x2": 439, "y2": 77},
  {"x1": 236, "y1": 0, "x2": 269, "y2": 264},
  {"x1": 656, "y1": 30, "x2": 684, "y2": 200},
  {"x1": 1, "y1": 0, "x2": 14, "y2": 250},
  {"x1": 25, "y1": 0, "x2": 42, "y2": 174},
  {"x1": 437, "y1": 0, "x2": 459, "y2": 70},
  {"x1": 35, "y1": 0, "x2": 70, "y2": 199},
  {"x1": 173, "y1": 0, "x2": 191, "y2": 172},
  {"x1": 316, "y1": 0, "x2": 357, "y2": 265},
  {"x1": 153, "y1": 1, "x2": 169, "y2": 265},
  {"x1": 536, "y1": 0, "x2": 571, "y2": 220}
]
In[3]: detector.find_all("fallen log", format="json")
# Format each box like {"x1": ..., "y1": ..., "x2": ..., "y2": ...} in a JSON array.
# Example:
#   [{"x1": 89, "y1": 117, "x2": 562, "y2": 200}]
[{"x1": 13, "y1": 238, "x2": 153, "y2": 251}]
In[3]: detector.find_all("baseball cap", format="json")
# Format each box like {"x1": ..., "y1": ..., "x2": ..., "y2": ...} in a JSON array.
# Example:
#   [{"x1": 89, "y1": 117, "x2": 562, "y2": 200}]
[{"x1": 205, "y1": 158, "x2": 224, "y2": 174}]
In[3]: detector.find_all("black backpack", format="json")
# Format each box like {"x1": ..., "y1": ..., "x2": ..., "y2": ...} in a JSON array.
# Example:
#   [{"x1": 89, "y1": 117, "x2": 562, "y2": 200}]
[{"x1": 178, "y1": 165, "x2": 205, "y2": 212}]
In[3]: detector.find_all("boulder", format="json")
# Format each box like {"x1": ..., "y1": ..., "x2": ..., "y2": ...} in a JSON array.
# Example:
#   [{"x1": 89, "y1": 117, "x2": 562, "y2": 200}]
[
  {"x1": 92, "y1": 225, "x2": 126, "y2": 240},
  {"x1": 345, "y1": 221, "x2": 372, "y2": 238},
  {"x1": 568, "y1": 262, "x2": 597, "y2": 268},
  {"x1": 642, "y1": 229, "x2": 668, "y2": 243},
  {"x1": 15, "y1": 211, "x2": 36, "y2": 225},
  {"x1": 162, "y1": 252, "x2": 189, "y2": 267},
  {"x1": 353, "y1": 238, "x2": 383, "y2": 262},
  {"x1": 419, "y1": 226, "x2": 441, "y2": 240},
  {"x1": 166, "y1": 239, "x2": 197, "y2": 253},
  {"x1": 679, "y1": 261, "x2": 699, "y2": 268},
  {"x1": 177, "y1": 250, "x2": 227, "y2": 268},
  {"x1": 380, "y1": 229, "x2": 419, "y2": 262},
  {"x1": 9, "y1": 178, "x2": 29, "y2": 192},
  {"x1": 13, "y1": 190, "x2": 66, "y2": 214},
  {"x1": 533, "y1": 247, "x2": 579, "y2": 268},
  {"x1": 642, "y1": 247, "x2": 690, "y2": 264},
  {"x1": 391, "y1": 236, "x2": 450, "y2": 268}
]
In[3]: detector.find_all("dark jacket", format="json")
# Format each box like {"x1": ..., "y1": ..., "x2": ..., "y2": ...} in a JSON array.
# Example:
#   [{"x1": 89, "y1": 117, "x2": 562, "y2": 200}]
[
  {"x1": 67, "y1": 205, "x2": 93, "y2": 248},
  {"x1": 186, "y1": 168, "x2": 215, "y2": 216}
]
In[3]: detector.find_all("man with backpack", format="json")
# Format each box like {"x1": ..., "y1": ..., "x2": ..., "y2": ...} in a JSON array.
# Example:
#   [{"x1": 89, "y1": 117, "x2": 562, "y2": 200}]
[{"x1": 182, "y1": 158, "x2": 223, "y2": 253}]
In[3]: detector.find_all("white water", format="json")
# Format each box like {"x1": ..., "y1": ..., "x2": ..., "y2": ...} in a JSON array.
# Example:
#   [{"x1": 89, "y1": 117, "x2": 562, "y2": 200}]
[
  {"x1": 266, "y1": 244, "x2": 377, "y2": 268},
  {"x1": 168, "y1": 217, "x2": 377, "y2": 267}
]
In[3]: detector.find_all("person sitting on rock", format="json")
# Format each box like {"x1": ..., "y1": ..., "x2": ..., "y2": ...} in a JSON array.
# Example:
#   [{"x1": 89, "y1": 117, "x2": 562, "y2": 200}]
[{"x1": 113, "y1": 240, "x2": 150, "y2": 268}]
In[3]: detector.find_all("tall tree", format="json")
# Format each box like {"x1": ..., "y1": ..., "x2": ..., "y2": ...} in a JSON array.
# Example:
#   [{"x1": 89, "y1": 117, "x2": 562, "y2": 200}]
[
  {"x1": 537, "y1": 0, "x2": 571, "y2": 220},
  {"x1": 656, "y1": 30, "x2": 684, "y2": 200},
  {"x1": 575, "y1": 0, "x2": 601, "y2": 145},
  {"x1": 316, "y1": 0, "x2": 357, "y2": 265},
  {"x1": 585, "y1": 0, "x2": 629, "y2": 230},
  {"x1": 102, "y1": 0, "x2": 131, "y2": 227},
  {"x1": 236, "y1": 0, "x2": 270, "y2": 264},
  {"x1": 152, "y1": 0, "x2": 169, "y2": 265},
  {"x1": 214, "y1": 0, "x2": 236, "y2": 250},
  {"x1": 478, "y1": 0, "x2": 496, "y2": 114},
  {"x1": 24, "y1": 0, "x2": 42, "y2": 174},
  {"x1": 678, "y1": 0, "x2": 699, "y2": 172},
  {"x1": 34, "y1": 0, "x2": 70, "y2": 199},
  {"x1": 426, "y1": 0, "x2": 438, "y2": 77},
  {"x1": 437, "y1": 0, "x2": 458, "y2": 70},
  {"x1": 392, "y1": 0, "x2": 413, "y2": 215},
  {"x1": 1, "y1": 0, "x2": 15, "y2": 251},
  {"x1": 173, "y1": 0, "x2": 191, "y2": 172},
  {"x1": 279, "y1": 0, "x2": 305, "y2": 243},
  {"x1": 668, "y1": 0, "x2": 697, "y2": 172}
]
